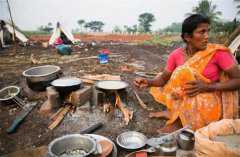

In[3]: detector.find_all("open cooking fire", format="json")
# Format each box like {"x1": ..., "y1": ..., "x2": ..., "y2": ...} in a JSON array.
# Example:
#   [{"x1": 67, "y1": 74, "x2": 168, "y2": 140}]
[{"x1": 101, "y1": 90, "x2": 133, "y2": 125}]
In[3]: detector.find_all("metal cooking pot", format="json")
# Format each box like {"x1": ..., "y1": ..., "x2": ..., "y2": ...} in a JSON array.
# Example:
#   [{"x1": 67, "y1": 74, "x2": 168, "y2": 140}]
[
  {"x1": 51, "y1": 77, "x2": 83, "y2": 95},
  {"x1": 177, "y1": 129, "x2": 195, "y2": 150},
  {"x1": 48, "y1": 134, "x2": 96, "y2": 157},
  {"x1": 22, "y1": 65, "x2": 61, "y2": 91}
]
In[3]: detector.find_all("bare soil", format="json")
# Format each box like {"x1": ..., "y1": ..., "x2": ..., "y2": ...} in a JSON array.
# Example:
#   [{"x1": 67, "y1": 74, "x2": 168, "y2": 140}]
[{"x1": 0, "y1": 42, "x2": 180, "y2": 156}]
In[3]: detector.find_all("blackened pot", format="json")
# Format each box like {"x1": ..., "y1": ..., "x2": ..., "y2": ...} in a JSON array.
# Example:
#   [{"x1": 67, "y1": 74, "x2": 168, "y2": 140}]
[
  {"x1": 51, "y1": 77, "x2": 83, "y2": 95},
  {"x1": 23, "y1": 65, "x2": 61, "y2": 91}
]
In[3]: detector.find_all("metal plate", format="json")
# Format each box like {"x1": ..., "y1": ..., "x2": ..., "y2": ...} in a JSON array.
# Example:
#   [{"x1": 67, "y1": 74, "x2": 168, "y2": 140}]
[
  {"x1": 95, "y1": 80, "x2": 128, "y2": 90},
  {"x1": 51, "y1": 77, "x2": 82, "y2": 87}
]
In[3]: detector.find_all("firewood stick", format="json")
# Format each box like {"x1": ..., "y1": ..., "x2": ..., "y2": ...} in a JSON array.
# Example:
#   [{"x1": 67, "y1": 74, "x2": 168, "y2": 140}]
[
  {"x1": 50, "y1": 107, "x2": 64, "y2": 121},
  {"x1": 48, "y1": 105, "x2": 71, "y2": 130},
  {"x1": 80, "y1": 78, "x2": 95, "y2": 84},
  {"x1": 133, "y1": 90, "x2": 147, "y2": 109}
]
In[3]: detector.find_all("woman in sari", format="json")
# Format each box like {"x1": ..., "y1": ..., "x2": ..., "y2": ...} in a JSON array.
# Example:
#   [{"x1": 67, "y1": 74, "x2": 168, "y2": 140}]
[{"x1": 134, "y1": 14, "x2": 240, "y2": 131}]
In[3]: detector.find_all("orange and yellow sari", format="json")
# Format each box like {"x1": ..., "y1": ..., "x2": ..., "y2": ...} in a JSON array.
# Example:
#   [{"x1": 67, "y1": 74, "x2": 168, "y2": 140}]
[{"x1": 150, "y1": 44, "x2": 239, "y2": 130}]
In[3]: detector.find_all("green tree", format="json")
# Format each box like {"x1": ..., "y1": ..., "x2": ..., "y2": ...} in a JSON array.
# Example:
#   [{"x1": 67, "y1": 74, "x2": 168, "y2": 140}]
[
  {"x1": 77, "y1": 19, "x2": 85, "y2": 32},
  {"x1": 187, "y1": 0, "x2": 222, "y2": 22},
  {"x1": 162, "y1": 22, "x2": 182, "y2": 33},
  {"x1": 84, "y1": 21, "x2": 104, "y2": 32},
  {"x1": 234, "y1": 0, "x2": 240, "y2": 15},
  {"x1": 123, "y1": 25, "x2": 138, "y2": 34},
  {"x1": 214, "y1": 19, "x2": 239, "y2": 34},
  {"x1": 138, "y1": 12, "x2": 155, "y2": 33},
  {"x1": 112, "y1": 26, "x2": 122, "y2": 33},
  {"x1": 38, "y1": 22, "x2": 53, "y2": 33}
]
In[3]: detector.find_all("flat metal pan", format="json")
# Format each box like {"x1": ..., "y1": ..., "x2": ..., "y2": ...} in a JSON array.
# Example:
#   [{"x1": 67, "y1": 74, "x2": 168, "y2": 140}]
[
  {"x1": 95, "y1": 80, "x2": 129, "y2": 90},
  {"x1": 51, "y1": 77, "x2": 82, "y2": 87},
  {"x1": 51, "y1": 77, "x2": 83, "y2": 94}
]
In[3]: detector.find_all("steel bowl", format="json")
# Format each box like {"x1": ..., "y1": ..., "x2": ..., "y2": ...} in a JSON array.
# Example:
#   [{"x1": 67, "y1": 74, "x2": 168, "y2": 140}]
[
  {"x1": 159, "y1": 144, "x2": 178, "y2": 156},
  {"x1": 116, "y1": 131, "x2": 147, "y2": 150},
  {"x1": 177, "y1": 129, "x2": 195, "y2": 150},
  {"x1": 0, "y1": 86, "x2": 20, "y2": 101},
  {"x1": 48, "y1": 134, "x2": 96, "y2": 157},
  {"x1": 22, "y1": 65, "x2": 61, "y2": 91}
]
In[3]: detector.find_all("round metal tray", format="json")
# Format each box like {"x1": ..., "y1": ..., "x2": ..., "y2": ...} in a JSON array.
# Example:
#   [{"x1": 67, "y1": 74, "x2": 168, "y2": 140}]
[
  {"x1": 51, "y1": 77, "x2": 82, "y2": 87},
  {"x1": 95, "y1": 80, "x2": 129, "y2": 90}
]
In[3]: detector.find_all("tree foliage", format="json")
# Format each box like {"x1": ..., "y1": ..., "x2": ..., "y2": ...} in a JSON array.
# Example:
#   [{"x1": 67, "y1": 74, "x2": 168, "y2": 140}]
[
  {"x1": 161, "y1": 22, "x2": 182, "y2": 33},
  {"x1": 112, "y1": 26, "x2": 122, "y2": 33},
  {"x1": 187, "y1": 0, "x2": 222, "y2": 22},
  {"x1": 138, "y1": 12, "x2": 155, "y2": 33},
  {"x1": 234, "y1": 0, "x2": 240, "y2": 15},
  {"x1": 212, "y1": 19, "x2": 239, "y2": 34},
  {"x1": 37, "y1": 22, "x2": 53, "y2": 33},
  {"x1": 77, "y1": 19, "x2": 85, "y2": 32},
  {"x1": 84, "y1": 21, "x2": 104, "y2": 32},
  {"x1": 123, "y1": 25, "x2": 138, "y2": 34}
]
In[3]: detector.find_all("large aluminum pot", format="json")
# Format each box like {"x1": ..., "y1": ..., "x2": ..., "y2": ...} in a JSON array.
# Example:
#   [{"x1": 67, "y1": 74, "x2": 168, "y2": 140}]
[
  {"x1": 48, "y1": 134, "x2": 96, "y2": 157},
  {"x1": 22, "y1": 65, "x2": 61, "y2": 91}
]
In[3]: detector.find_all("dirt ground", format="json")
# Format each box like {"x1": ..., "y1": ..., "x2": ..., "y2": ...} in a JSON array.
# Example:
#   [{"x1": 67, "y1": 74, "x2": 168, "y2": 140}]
[{"x1": 0, "y1": 42, "x2": 181, "y2": 156}]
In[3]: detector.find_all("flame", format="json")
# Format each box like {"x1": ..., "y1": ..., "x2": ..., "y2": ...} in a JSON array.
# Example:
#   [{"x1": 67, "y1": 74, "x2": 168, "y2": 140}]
[
  {"x1": 65, "y1": 92, "x2": 74, "y2": 104},
  {"x1": 114, "y1": 92, "x2": 133, "y2": 125}
]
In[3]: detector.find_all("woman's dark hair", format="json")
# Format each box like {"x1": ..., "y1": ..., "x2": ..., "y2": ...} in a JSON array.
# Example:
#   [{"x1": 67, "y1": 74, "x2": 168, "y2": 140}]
[{"x1": 181, "y1": 14, "x2": 210, "y2": 42}]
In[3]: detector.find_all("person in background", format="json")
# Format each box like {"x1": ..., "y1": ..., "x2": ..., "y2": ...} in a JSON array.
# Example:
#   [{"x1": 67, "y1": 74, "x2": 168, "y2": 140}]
[
  {"x1": 134, "y1": 14, "x2": 240, "y2": 132},
  {"x1": 54, "y1": 37, "x2": 63, "y2": 47}
]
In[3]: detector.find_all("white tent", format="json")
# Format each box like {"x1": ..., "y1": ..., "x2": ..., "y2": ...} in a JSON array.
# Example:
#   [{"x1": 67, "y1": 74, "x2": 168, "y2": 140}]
[
  {"x1": 49, "y1": 22, "x2": 76, "y2": 45},
  {"x1": 0, "y1": 20, "x2": 28, "y2": 46}
]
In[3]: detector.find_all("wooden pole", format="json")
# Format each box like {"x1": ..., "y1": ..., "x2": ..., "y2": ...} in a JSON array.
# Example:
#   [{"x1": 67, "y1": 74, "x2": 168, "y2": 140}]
[{"x1": 6, "y1": 0, "x2": 16, "y2": 41}]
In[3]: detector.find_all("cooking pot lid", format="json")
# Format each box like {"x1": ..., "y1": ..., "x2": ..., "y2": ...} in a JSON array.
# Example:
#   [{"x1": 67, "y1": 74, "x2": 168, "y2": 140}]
[
  {"x1": 96, "y1": 80, "x2": 128, "y2": 90},
  {"x1": 51, "y1": 77, "x2": 82, "y2": 87}
]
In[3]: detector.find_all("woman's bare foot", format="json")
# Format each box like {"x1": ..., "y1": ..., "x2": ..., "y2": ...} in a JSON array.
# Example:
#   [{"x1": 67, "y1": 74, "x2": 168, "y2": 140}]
[
  {"x1": 149, "y1": 110, "x2": 170, "y2": 119},
  {"x1": 157, "y1": 118, "x2": 182, "y2": 133}
]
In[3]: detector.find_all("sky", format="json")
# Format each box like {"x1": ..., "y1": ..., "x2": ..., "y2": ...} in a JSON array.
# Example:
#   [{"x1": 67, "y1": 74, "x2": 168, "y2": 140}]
[{"x1": 0, "y1": 0, "x2": 238, "y2": 32}]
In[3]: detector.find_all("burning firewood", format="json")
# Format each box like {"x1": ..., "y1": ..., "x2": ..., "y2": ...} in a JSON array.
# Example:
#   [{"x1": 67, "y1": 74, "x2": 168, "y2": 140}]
[
  {"x1": 103, "y1": 102, "x2": 112, "y2": 113},
  {"x1": 115, "y1": 93, "x2": 133, "y2": 125},
  {"x1": 30, "y1": 53, "x2": 39, "y2": 64}
]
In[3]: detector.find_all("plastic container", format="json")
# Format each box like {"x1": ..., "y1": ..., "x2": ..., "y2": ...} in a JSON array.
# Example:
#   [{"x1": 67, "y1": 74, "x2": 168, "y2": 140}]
[{"x1": 98, "y1": 53, "x2": 109, "y2": 64}]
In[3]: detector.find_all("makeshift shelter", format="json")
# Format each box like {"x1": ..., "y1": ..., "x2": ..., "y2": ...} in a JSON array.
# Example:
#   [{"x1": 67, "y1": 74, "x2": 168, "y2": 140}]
[
  {"x1": 226, "y1": 27, "x2": 240, "y2": 63},
  {"x1": 0, "y1": 20, "x2": 28, "y2": 47},
  {"x1": 49, "y1": 22, "x2": 76, "y2": 45}
]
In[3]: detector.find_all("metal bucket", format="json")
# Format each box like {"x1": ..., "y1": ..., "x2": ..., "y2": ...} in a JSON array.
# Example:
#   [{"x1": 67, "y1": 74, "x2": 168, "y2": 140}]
[{"x1": 48, "y1": 134, "x2": 96, "y2": 157}]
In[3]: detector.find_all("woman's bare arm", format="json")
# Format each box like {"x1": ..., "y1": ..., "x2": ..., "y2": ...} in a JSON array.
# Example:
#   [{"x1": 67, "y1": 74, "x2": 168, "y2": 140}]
[
  {"x1": 148, "y1": 70, "x2": 172, "y2": 87},
  {"x1": 208, "y1": 65, "x2": 240, "y2": 91}
]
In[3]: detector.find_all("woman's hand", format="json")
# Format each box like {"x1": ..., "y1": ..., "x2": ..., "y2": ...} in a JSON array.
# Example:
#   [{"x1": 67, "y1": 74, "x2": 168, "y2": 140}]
[
  {"x1": 184, "y1": 80, "x2": 210, "y2": 97},
  {"x1": 134, "y1": 77, "x2": 149, "y2": 89}
]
